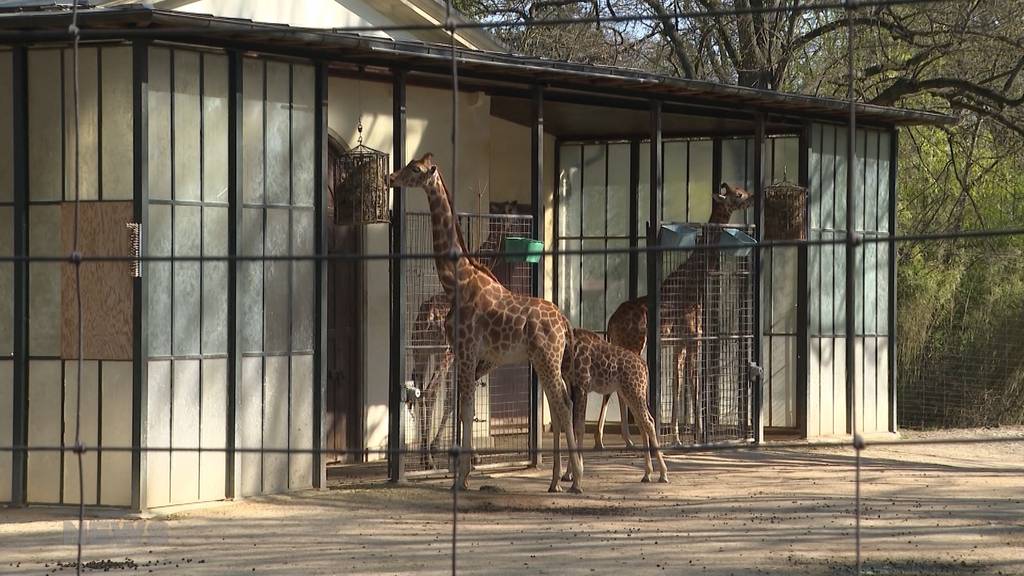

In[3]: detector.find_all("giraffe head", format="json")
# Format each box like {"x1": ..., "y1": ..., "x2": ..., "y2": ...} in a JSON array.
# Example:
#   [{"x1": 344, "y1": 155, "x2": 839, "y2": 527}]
[
  {"x1": 714, "y1": 182, "x2": 754, "y2": 210},
  {"x1": 387, "y1": 153, "x2": 439, "y2": 189}
]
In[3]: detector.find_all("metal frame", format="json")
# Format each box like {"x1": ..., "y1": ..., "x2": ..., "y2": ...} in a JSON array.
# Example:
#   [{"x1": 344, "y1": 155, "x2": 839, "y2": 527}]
[
  {"x1": 10, "y1": 45, "x2": 28, "y2": 507},
  {"x1": 645, "y1": 100, "x2": 662, "y2": 420},
  {"x1": 751, "y1": 114, "x2": 765, "y2": 443},
  {"x1": 628, "y1": 140, "x2": 640, "y2": 302},
  {"x1": 225, "y1": 48, "x2": 241, "y2": 500},
  {"x1": 130, "y1": 39, "x2": 149, "y2": 512},
  {"x1": 887, "y1": 128, "x2": 898, "y2": 433},
  {"x1": 313, "y1": 61, "x2": 327, "y2": 489},
  {"x1": 795, "y1": 122, "x2": 811, "y2": 438},
  {"x1": 529, "y1": 85, "x2": 543, "y2": 466},
  {"x1": 388, "y1": 67, "x2": 407, "y2": 483}
]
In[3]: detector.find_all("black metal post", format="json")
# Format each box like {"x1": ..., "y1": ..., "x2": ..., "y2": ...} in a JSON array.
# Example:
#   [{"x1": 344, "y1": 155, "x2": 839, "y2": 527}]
[
  {"x1": 130, "y1": 40, "x2": 150, "y2": 511},
  {"x1": 10, "y1": 46, "x2": 28, "y2": 507},
  {"x1": 646, "y1": 101, "x2": 662, "y2": 422},
  {"x1": 628, "y1": 140, "x2": 639, "y2": 302},
  {"x1": 224, "y1": 50, "x2": 242, "y2": 500},
  {"x1": 529, "y1": 85, "x2": 543, "y2": 466},
  {"x1": 887, "y1": 129, "x2": 898, "y2": 433},
  {"x1": 846, "y1": 112, "x2": 858, "y2": 436},
  {"x1": 796, "y1": 123, "x2": 812, "y2": 438},
  {"x1": 751, "y1": 114, "x2": 765, "y2": 444},
  {"x1": 313, "y1": 62, "x2": 328, "y2": 488},
  {"x1": 388, "y1": 68, "x2": 407, "y2": 483}
]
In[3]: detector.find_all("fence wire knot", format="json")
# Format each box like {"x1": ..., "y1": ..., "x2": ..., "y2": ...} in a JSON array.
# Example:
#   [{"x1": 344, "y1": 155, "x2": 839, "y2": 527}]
[
  {"x1": 69, "y1": 251, "x2": 83, "y2": 264},
  {"x1": 71, "y1": 442, "x2": 86, "y2": 455},
  {"x1": 853, "y1": 434, "x2": 866, "y2": 451}
]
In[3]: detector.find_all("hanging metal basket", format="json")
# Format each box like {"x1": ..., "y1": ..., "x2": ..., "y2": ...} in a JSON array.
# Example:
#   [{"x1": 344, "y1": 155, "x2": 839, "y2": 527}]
[
  {"x1": 333, "y1": 143, "x2": 390, "y2": 225},
  {"x1": 763, "y1": 180, "x2": 807, "y2": 240}
]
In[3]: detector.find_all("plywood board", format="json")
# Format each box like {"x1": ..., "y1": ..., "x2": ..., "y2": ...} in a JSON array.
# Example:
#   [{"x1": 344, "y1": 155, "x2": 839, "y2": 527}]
[
  {"x1": 27, "y1": 361, "x2": 62, "y2": 503},
  {"x1": 61, "y1": 201, "x2": 134, "y2": 360},
  {"x1": 100, "y1": 361, "x2": 132, "y2": 506}
]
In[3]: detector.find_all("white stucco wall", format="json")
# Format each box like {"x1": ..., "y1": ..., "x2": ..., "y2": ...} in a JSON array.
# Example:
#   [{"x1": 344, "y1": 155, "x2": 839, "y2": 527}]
[{"x1": 171, "y1": 0, "x2": 397, "y2": 40}]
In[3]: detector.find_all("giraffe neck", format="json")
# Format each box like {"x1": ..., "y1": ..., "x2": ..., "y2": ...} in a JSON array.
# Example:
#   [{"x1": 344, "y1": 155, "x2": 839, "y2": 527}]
[
  {"x1": 422, "y1": 172, "x2": 502, "y2": 297},
  {"x1": 657, "y1": 208, "x2": 730, "y2": 295}
]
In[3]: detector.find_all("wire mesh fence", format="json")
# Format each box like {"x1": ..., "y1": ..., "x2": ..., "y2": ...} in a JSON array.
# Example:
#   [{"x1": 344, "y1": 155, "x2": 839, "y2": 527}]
[{"x1": 1, "y1": 0, "x2": 1024, "y2": 575}]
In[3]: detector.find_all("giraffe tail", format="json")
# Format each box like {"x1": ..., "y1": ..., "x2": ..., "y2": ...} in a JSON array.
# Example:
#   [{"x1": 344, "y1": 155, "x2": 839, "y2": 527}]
[{"x1": 563, "y1": 319, "x2": 578, "y2": 407}]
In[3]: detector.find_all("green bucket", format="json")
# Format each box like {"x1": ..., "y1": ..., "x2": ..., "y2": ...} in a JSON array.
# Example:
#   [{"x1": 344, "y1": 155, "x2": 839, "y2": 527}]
[{"x1": 502, "y1": 236, "x2": 543, "y2": 264}]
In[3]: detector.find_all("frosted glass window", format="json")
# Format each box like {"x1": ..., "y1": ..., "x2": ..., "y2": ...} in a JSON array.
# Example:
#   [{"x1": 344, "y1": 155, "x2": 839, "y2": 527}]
[
  {"x1": 289, "y1": 355, "x2": 314, "y2": 489},
  {"x1": 606, "y1": 238, "x2": 629, "y2": 325},
  {"x1": 0, "y1": 51, "x2": 11, "y2": 203},
  {"x1": 291, "y1": 210, "x2": 314, "y2": 351},
  {"x1": 27, "y1": 360, "x2": 61, "y2": 503},
  {"x1": 173, "y1": 50, "x2": 201, "y2": 202},
  {"x1": 822, "y1": 235, "x2": 835, "y2": 334},
  {"x1": 580, "y1": 239, "x2": 605, "y2": 331},
  {"x1": 877, "y1": 245, "x2": 889, "y2": 335},
  {"x1": 101, "y1": 47, "x2": 134, "y2": 201},
  {"x1": 770, "y1": 137, "x2": 799, "y2": 183},
  {"x1": 148, "y1": 204, "x2": 172, "y2": 356},
  {"x1": 663, "y1": 141, "x2": 687, "y2": 223},
  {"x1": 263, "y1": 356, "x2": 289, "y2": 493},
  {"x1": 637, "y1": 142, "x2": 649, "y2": 233},
  {"x1": 865, "y1": 131, "x2": 879, "y2": 233},
  {"x1": 242, "y1": 59, "x2": 265, "y2": 205},
  {"x1": 809, "y1": 126, "x2": 821, "y2": 232},
  {"x1": 200, "y1": 358, "x2": 227, "y2": 502},
  {"x1": 28, "y1": 205, "x2": 62, "y2": 356},
  {"x1": 145, "y1": 360, "x2": 171, "y2": 508},
  {"x1": 62, "y1": 361, "x2": 98, "y2": 505},
  {"x1": 100, "y1": 361, "x2": 132, "y2": 506},
  {"x1": 606, "y1": 143, "x2": 630, "y2": 236},
  {"x1": 291, "y1": 64, "x2": 315, "y2": 208},
  {"x1": 266, "y1": 61, "x2": 291, "y2": 206},
  {"x1": 878, "y1": 134, "x2": 891, "y2": 233},
  {"x1": 834, "y1": 232, "x2": 846, "y2": 336},
  {"x1": 687, "y1": 140, "x2": 712, "y2": 223},
  {"x1": 240, "y1": 209, "x2": 264, "y2": 353},
  {"x1": 148, "y1": 48, "x2": 172, "y2": 201},
  {"x1": 558, "y1": 238, "x2": 581, "y2": 326},
  {"x1": 854, "y1": 244, "x2": 865, "y2": 334},
  {"x1": 854, "y1": 130, "x2": 866, "y2": 232},
  {"x1": 203, "y1": 54, "x2": 229, "y2": 204},
  {"x1": 170, "y1": 359, "x2": 200, "y2": 504},
  {"x1": 28, "y1": 50, "x2": 62, "y2": 202},
  {"x1": 238, "y1": 357, "x2": 263, "y2": 497},
  {"x1": 203, "y1": 207, "x2": 228, "y2": 354},
  {"x1": 173, "y1": 206, "x2": 201, "y2": 355},
  {"x1": 581, "y1": 145, "x2": 606, "y2": 237},
  {"x1": 0, "y1": 361, "x2": 11, "y2": 502},
  {"x1": 265, "y1": 208, "x2": 290, "y2": 353},
  {"x1": 559, "y1": 145, "x2": 581, "y2": 237},
  {"x1": 821, "y1": 125, "x2": 836, "y2": 231},
  {"x1": 63, "y1": 47, "x2": 99, "y2": 202},
  {"x1": 834, "y1": 127, "x2": 848, "y2": 231},
  {"x1": 865, "y1": 242, "x2": 877, "y2": 334},
  {"x1": 0, "y1": 207, "x2": 11, "y2": 355}
]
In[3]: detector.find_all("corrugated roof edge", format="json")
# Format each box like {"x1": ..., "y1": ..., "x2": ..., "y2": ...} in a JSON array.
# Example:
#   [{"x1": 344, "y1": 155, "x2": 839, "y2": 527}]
[{"x1": 0, "y1": 6, "x2": 956, "y2": 127}]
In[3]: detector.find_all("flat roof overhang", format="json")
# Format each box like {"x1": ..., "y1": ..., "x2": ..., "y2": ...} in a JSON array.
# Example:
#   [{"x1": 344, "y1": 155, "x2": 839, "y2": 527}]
[{"x1": 0, "y1": 6, "x2": 956, "y2": 131}]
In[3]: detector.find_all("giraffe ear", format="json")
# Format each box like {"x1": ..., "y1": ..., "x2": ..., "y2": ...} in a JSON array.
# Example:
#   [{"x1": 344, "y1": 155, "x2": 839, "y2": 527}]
[
  {"x1": 420, "y1": 153, "x2": 435, "y2": 166},
  {"x1": 428, "y1": 165, "x2": 437, "y2": 175}
]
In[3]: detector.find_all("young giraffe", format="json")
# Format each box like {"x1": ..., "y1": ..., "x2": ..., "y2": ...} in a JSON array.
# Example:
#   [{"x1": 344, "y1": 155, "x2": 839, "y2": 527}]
[
  {"x1": 556, "y1": 329, "x2": 669, "y2": 484},
  {"x1": 603, "y1": 182, "x2": 754, "y2": 446},
  {"x1": 389, "y1": 153, "x2": 584, "y2": 492}
]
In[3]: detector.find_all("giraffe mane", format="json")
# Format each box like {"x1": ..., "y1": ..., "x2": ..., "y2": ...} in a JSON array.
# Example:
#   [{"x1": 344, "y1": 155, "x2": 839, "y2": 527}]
[{"x1": 434, "y1": 170, "x2": 503, "y2": 285}]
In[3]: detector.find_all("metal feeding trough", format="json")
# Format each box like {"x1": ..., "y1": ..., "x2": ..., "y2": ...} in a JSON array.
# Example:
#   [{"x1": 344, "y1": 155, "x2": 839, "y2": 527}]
[
  {"x1": 719, "y1": 227, "x2": 756, "y2": 257},
  {"x1": 659, "y1": 222, "x2": 755, "y2": 259},
  {"x1": 502, "y1": 236, "x2": 543, "y2": 263}
]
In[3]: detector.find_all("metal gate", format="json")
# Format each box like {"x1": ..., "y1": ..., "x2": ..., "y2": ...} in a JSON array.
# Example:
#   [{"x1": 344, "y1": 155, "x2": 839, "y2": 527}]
[
  {"x1": 658, "y1": 223, "x2": 755, "y2": 447},
  {"x1": 401, "y1": 212, "x2": 534, "y2": 474}
]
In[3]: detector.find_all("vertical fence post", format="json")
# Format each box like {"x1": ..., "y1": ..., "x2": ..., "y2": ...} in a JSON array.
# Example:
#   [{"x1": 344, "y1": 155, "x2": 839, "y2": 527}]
[
  {"x1": 529, "y1": 85, "x2": 543, "y2": 466},
  {"x1": 313, "y1": 62, "x2": 328, "y2": 489},
  {"x1": 130, "y1": 40, "x2": 150, "y2": 512},
  {"x1": 628, "y1": 140, "x2": 639, "y2": 303},
  {"x1": 751, "y1": 113, "x2": 765, "y2": 444},
  {"x1": 846, "y1": 98, "x2": 858, "y2": 437},
  {"x1": 225, "y1": 49, "x2": 242, "y2": 500},
  {"x1": 646, "y1": 101, "x2": 662, "y2": 424},
  {"x1": 887, "y1": 128, "x2": 898, "y2": 433},
  {"x1": 10, "y1": 46, "x2": 28, "y2": 507},
  {"x1": 796, "y1": 122, "x2": 811, "y2": 439},
  {"x1": 388, "y1": 68, "x2": 407, "y2": 483}
]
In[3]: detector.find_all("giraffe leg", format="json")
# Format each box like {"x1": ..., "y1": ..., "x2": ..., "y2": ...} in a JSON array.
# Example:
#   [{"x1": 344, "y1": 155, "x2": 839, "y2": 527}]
[
  {"x1": 535, "y1": 355, "x2": 583, "y2": 494},
  {"x1": 671, "y1": 346, "x2": 687, "y2": 447},
  {"x1": 641, "y1": 432, "x2": 654, "y2": 483},
  {"x1": 594, "y1": 394, "x2": 611, "y2": 449},
  {"x1": 562, "y1": 391, "x2": 588, "y2": 482},
  {"x1": 428, "y1": 352, "x2": 454, "y2": 469},
  {"x1": 690, "y1": 340, "x2": 702, "y2": 443},
  {"x1": 623, "y1": 383, "x2": 669, "y2": 484},
  {"x1": 618, "y1": 392, "x2": 635, "y2": 448},
  {"x1": 453, "y1": 357, "x2": 478, "y2": 492}
]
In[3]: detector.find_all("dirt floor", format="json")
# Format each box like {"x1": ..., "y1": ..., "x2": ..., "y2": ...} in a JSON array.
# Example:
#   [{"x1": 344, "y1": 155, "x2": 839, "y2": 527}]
[{"x1": 2, "y1": 428, "x2": 1023, "y2": 575}]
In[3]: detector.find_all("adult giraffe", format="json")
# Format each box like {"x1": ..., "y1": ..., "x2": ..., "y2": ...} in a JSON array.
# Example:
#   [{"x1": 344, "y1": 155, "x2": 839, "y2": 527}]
[
  {"x1": 602, "y1": 182, "x2": 754, "y2": 446},
  {"x1": 389, "y1": 154, "x2": 584, "y2": 492}
]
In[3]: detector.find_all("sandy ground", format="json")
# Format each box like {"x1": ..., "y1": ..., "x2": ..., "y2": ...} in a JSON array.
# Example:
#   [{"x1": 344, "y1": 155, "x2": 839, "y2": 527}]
[{"x1": 2, "y1": 428, "x2": 1023, "y2": 575}]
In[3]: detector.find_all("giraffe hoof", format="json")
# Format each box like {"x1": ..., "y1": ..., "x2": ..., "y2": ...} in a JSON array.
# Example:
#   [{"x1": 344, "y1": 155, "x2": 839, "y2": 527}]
[
  {"x1": 623, "y1": 440, "x2": 635, "y2": 449},
  {"x1": 641, "y1": 475, "x2": 651, "y2": 483},
  {"x1": 548, "y1": 483, "x2": 563, "y2": 493},
  {"x1": 593, "y1": 442, "x2": 605, "y2": 450},
  {"x1": 560, "y1": 472, "x2": 573, "y2": 482},
  {"x1": 658, "y1": 475, "x2": 670, "y2": 484},
  {"x1": 568, "y1": 485, "x2": 583, "y2": 494}
]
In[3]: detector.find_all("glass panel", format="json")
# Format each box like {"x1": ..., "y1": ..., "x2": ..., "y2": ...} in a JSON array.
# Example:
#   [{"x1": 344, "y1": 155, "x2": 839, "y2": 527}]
[
  {"x1": 27, "y1": 360, "x2": 61, "y2": 503},
  {"x1": 265, "y1": 208, "x2": 290, "y2": 353},
  {"x1": 557, "y1": 238, "x2": 581, "y2": 327},
  {"x1": 637, "y1": 142, "x2": 649, "y2": 234},
  {"x1": 28, "y1": 205, "x2": 62, "y2": 356},
  {"x1": 559, "y1": 144, "x2": 581, "y2": 237},
  {"x1": 865, "y1": 131, "x2": 879, "y2": 233},
  {"x1": 242, "y1": 58, "x2": 265, "y2": 205},
  {"x1": 637, "y1": 238, "x2": 647, "y2": 297},
  {"x1": 580, "y1": 239, "x2": 605, "y2": 331},
  {"x1": 63, "y1": 47, "x2": 99, "y2": 201},
  {"x1": 145, "y1": 360, "x2": 171, "y2": 507},
  {"x1": 289, "y1": 355, "x2": 314, "y2": 489},
  {"x1": 99, "y1": 361, "x2": 132, "y2": 506},
  {"x1": 170, "y1": 359, "x2": 200, "y2": 504},
  {"x1": 203, "y1": 207, "x2": 229, "y2": 355},
  {"x1": 687, "y1": 140, "x2": 712, "y2": 223},
  {"x1": 809, "y1": 125, "x2": 822, "y2": 232},
  {"x1": 148, "y1": 204, "x2": 172, "y2": 356},
  {"x1": 200, "y1": 358, "x2": 227, "y2": 502},
  {"x1": 834, "y1": 127, "x2": 848, "y2": 232},
  {"x1": 101, "y1": 47, "x2": 133, "y2": 201},
  {"x1": 821, "y1": 125, "x2": 836, "y2": 231},
  {"x1": 855, "y1": 130, "x2": 866, "y2": 232},
  {"x1": 854, "y1": 243, "x2": 865, "y2": 335},
  {"x1": 877, "y1": 241, "x2": 889, "y2": 336},
  {"x1": 28, "y1": 50, "x2": 62, "y2": 202},
  {"x1": 771, "y1": 137, "x2": 799, "y2": 183},
  {"x1": 240, "y1": 208, "x2": 264, "y2": 353},
  {"x1": 722, "y1": 138, "x2": 750, "y2": 225},
  {"x1": 808, "y1": 233, "x2": 821, "y2": 336},
  {"x1": 606, "y1": 238, "x2": 629, "y2": 326},
  {"x1": 0, "y1": 51, "x2": 11, "y2": 203},
  {"x1": 173, "y1": 205, "x2": 201, "y2": 355},
  {"x1": 0, "y1": 207, "x2": 11, "y2": 355},
  {"x1": 822, "y1": 233, "x2": 835, "y2": 335},
  {"x1": 606, "y1": 143, "x2": 630, "y2": 236},
  {"x1": 878, "y1": 133, "x2": 891, "y2": 233},
  {"x1": 834, "y1": 231, "x2": 846, "y2": 336},
  {"x1": 173, "y1": 50, "x2": 201, "y2": 202},
  {"x1": 865, "y1": 240, "x2": 877, "y2": 334},
  {"x1": 203, "y1": 53, "x2": 229, "y2": 204},
  {"x1": 0, "y1": 361, "x2": 12, "y2": 502},
  {"x1": 238, "y1": 357, "x2": 262, "y2": 497},
  {"x1": 581, "y1": 145, "x2": 606, "y2": 237},
  {"x1": 148, "y1": 47, "x2": 172, "y2": 201},
  {"x1": 266, "y1": 61, "x2": 291, "y2": 205},
  {"x1": 771, "y1": 247, "x2": 797, "y2": 334},
  {"x1": 292, "y1": 209, "x2": 314, "y2": 351},
  {"x1": 62, "y1": 361, "x2": 98, "y2": 505},
  {"x1": 263, "y1": 355, "x2": 289, "y2": 493},
  {"x1": 291, "y1": 64, "x2": 315, "y2": 208},
  {"x1": 663, "y1": 141, "x2": 687, "y2": 223}
]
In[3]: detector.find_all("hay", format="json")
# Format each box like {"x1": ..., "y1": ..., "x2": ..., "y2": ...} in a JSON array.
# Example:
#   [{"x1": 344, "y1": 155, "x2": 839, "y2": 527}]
[{"x1": 763, "y1": 181, "x2": 807, "y2": 240}]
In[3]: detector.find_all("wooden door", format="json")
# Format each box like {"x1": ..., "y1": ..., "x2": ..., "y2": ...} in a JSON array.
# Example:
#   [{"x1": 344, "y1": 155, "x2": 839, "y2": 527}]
[{"x1": 327, "y1": 223, "x2": 362, "y2": 463}]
